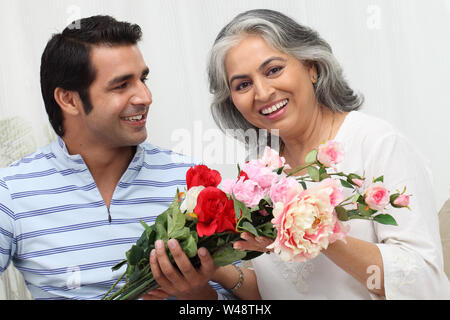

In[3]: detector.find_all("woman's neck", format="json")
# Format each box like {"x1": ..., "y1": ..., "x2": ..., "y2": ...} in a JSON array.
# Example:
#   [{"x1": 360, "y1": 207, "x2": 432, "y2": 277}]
[{"x1": 281, "y1": 108, "x2": 346, "y2": 173}]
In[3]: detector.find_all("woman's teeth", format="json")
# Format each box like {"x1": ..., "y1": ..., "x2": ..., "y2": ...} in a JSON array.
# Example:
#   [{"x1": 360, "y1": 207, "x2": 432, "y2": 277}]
[
  {"x1": 123, "y1": 115, "x2": 143, "y2": 121},
  {"x1": 261, "y1": 99, "x2": 288, "y2": 115}
]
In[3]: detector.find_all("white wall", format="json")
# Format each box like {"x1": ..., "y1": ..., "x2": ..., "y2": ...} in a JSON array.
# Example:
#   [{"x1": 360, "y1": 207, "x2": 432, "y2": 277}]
[{"x1": 1, "y1": 0, "x2": 449, "y2": 210}]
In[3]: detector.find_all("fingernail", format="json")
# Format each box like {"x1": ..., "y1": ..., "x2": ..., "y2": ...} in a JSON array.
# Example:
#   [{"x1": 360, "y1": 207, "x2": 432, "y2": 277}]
[
  {"x1": 168, "y1": 239, "x2": 177, "y2": 249},
  {"x1": 151, "y1": 249, "x2": 156, "y2": 257},
  {"x1": 198, "y1": 247, "x2": 207, "y2": 257},
  {"x1": 233, "y1": 243, "x2": 241, "y2": 250},
  {"x1": 155, "y1": 240, "x2": 163, "y2": 249}
]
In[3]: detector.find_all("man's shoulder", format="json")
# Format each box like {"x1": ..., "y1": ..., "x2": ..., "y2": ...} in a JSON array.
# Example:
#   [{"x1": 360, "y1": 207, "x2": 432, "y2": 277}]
[
  {"x1": 0, "y1": 142, "x2": 56, "y2": 184},
  {"x1": 139, "y1": 142, "x2": 199, "y2": 166}
]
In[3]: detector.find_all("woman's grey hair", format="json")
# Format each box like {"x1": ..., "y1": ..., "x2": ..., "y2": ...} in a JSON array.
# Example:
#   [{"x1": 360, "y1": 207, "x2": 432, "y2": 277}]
[{"x1": 208, "y1": 9, "x2": 363, "y2": 148}]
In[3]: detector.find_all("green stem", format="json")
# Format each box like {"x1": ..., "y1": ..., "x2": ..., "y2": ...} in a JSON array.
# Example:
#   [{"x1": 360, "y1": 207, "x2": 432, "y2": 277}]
[
  {"x1": 286, "y1": 162, "x2": 316, "y2": 177},
  {"x1": 101, "y1": 271, "x2": 127, "y2": 300}
]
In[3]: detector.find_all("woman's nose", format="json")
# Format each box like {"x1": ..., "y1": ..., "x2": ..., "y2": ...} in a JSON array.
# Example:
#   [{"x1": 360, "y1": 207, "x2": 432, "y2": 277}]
[{"x1": 254, "y1": 78, "x2": 275, "y2": 102}]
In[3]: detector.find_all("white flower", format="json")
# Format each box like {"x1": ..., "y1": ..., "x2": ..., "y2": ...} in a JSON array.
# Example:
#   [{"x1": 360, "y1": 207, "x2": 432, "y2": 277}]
[{"x1": 180, "y1": 186, "x2": 205, "y2": 214}]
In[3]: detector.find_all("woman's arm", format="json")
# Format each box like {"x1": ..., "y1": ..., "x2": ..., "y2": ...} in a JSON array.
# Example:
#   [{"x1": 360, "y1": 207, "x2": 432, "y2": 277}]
[
  {"x1": 212, "y1": 264, "x2": 262, "y2": 300},
  {"x1": 321, "y1": 236, "x2": 385, "y2": 297}
]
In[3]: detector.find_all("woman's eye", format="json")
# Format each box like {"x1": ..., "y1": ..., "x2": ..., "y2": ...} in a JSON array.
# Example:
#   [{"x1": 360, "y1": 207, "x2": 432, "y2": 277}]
[
  {"x1": 267, "y1": 66, "x2": 283, "y2": 76},
  {"x1": 236, "y1": 81, "x2": 251, "y2": 91}
]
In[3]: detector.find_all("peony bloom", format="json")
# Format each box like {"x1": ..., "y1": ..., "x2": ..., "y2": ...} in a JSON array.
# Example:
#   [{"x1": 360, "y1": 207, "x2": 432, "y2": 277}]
[
  {"x1": 317, "y1": 140, "x2": 344, "y2": 168},
  {"x1": 240, "y1": 161, "x2": 278, "y2": 191},
  {"x1": 267, "y1": 182, "x2": 348, "y2": 262},
  {"x1": 260, "y1": 146, "x2": 290, "y2": 170},
  {"x1": 364, "y1": 182, "x2": 390, "y2": 211},
  {"x1": 318, "y1": 178, "x2": 345, "y2": 207},
  {"x1": 269, "y1": 176, "x2": 303, "y2": 205},
  {"x1": 230, "y1": 176, "x2": 267, "y2": 208}
]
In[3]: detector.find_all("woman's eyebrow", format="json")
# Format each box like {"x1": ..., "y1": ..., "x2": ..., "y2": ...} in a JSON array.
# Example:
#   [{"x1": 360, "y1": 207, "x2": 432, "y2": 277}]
[{"x1": 229, "y1": 57, "x2": 287, "y2": 86}]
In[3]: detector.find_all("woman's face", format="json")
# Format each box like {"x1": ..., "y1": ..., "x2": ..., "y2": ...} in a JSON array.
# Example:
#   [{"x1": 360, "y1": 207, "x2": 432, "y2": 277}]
[{"x1": 225, "y1": 35, "x2": 318, "y2": 139}]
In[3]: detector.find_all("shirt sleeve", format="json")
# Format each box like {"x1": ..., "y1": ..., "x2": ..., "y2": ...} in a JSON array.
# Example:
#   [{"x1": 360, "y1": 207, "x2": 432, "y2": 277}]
[
  {"x1": 0, "y1": 178, "x2": 15, "y2": 274},
  {"x1": 364, "y1": 133, "x2": 450, "y2": 299}
]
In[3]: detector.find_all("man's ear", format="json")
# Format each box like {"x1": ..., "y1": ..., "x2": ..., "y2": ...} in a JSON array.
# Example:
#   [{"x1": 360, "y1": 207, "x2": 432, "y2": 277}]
[{"x1": 54, "y1": 87, "x2": 82, "y2": 116}]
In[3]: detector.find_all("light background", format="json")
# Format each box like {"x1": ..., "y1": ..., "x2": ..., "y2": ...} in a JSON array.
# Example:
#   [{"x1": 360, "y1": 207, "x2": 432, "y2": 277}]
[{"x1": 0, "y1": 0, "x2": 449, "y2": 211}]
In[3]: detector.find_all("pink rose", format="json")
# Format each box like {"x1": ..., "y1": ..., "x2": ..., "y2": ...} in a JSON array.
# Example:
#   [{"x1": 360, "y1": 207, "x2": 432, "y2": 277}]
[
  {"x1": 317, "y1": 140, "x2": 344, "y2": 168},
  {"x1": 392, "y1": 194, "x2": 410, "y2": 208},
  {"x1": 351, "y1": 178, "x2": 365, "y2": 188},
  {"x1": 364, "y1": 182, "x2": 390, "y2": 211}
]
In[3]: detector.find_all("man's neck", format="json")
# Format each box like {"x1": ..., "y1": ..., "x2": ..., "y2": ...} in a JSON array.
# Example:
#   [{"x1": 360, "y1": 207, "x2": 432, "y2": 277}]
[{"x1": 62, "y1": 137, "x2": 137, "y2": 207}]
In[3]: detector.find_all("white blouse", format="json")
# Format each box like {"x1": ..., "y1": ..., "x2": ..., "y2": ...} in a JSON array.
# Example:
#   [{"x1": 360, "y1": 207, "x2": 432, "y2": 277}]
[{"x1": 252, "y1": 111, "x2": 450, "y2": 299}]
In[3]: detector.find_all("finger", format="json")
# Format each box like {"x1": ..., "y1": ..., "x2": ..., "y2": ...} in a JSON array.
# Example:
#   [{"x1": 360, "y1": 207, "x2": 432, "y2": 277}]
[
  {"x1": 197, "y1": 247, "x2": 216, "y2": 277},
  {"x1": 142, "y1": 288, "x2": 171, "y2": 300},
  {"x1": 154, "y1": 239, "x2": 185, "y2": 286},
  {"x1": 255, "y1": 236, "x2": 275, "y2": 250},
  {"x1": 167, "y1": 239, "x2": 197, "y2": 280},
  {"x1": 149, "y1": 247, "x2": 174, "y2": 290}
]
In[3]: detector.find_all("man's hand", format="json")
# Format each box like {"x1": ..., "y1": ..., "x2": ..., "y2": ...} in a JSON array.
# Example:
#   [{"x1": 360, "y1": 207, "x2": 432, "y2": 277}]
[{"x1": 146, "y1": 239, "x2": 218, "y2": 300}]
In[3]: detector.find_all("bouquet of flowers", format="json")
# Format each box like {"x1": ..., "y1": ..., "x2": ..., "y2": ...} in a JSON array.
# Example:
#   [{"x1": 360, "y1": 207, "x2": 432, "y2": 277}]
[{"x1": 102, "y1": 141, "x2": 410, "y2": 300}]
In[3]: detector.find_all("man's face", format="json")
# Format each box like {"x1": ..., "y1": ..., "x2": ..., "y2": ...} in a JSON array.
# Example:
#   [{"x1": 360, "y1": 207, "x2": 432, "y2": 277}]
[{"x1": 79, "y1": 44, "x2": 152, "y2": 148}]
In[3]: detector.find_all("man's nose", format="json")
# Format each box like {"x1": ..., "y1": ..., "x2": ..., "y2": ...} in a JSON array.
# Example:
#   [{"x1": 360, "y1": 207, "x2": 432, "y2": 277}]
[{"x1": 132, "y1": 81, "x2": 152, "y2": 106}]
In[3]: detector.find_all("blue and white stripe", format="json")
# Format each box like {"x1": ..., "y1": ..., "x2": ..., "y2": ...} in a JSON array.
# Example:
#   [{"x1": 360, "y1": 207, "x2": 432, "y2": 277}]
[{"x1": 0, "y1": 137, "x2": 208, "y2": 300}]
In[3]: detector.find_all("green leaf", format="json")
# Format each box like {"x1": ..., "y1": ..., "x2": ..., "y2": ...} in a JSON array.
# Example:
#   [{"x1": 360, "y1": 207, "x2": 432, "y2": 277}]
[
  {"x1": 317, "y1": 166, "x2": 329, "y2": 181},
  {"x1": 373, "y1": 175, "x2": 384, "y2": 183},
  {"x1": 307, "y1": 166, "x2": 320, "y2": 182},
  {"x1": 212, "y1": 246, "x2": 247, "y2": 267},
  {"x1": 305, "y1": 149, "x2": 318, "y2": 164},
  {"x1": 240, "y1": 221, "x2": 259, "y2": 236},
  {"x1": 181, "y1": 235, "x2": 198, "y2": 258},
  {"x1": 170, "y1": 226, "x2": 191, "y2": 240},
  {"x1": 127, "y1": 245, "x2": 144, "y2": 266},
  {"x1": 111, "y1": 259, "x2": 127, "y2": 271},
  {"x1": 335, "y1": 205, "x2": 349, "y2": 221},
  {"x1": 298, "y1": 180, "x2": 307, "y2": 190},
  {"x1": 168, "y1": 204, "x2": 185, "y2": 238},
  {"x1": 340, "y1": 179, "x2": 354, "y2": 189},
  {"x1": 357, "y1": 203, "x2": 376, "y2": 216},
  {"x1": 373, "y1": 214, "x2": 398, "y2": 226}
]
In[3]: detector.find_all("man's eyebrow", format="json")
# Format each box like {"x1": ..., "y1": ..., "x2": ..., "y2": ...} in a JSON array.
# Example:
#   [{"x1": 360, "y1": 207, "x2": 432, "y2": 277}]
[
  {"x1": 228, "y1": 57, "x2": 286, "y2": 86},
  {"x1": 107, "y1": 67, "x2": 150, "y2": 87}
]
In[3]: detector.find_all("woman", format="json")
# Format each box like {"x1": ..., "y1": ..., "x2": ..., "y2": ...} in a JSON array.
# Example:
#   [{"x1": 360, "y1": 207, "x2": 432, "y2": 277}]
[{"x1": 208, "y1": 9, "x2": 450, "y2": 299}]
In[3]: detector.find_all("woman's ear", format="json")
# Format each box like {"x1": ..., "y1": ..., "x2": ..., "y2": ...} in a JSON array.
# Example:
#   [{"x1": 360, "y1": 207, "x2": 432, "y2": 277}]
[
  {"x1": 53, "y1": 87, "x2": 82, "y2": 116},
  {"x1": 307, "y1": 61, "x2": 318, "y2": 83}
]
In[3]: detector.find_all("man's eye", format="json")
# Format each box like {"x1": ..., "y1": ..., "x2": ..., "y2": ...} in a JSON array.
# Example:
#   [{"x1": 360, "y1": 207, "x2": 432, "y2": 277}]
[
  {"x1": 114, "y1": 82, "x2": 128, "y2": 90},
  {"x1": 141, "y1": 76, "x2": 148, "y2": 83}
]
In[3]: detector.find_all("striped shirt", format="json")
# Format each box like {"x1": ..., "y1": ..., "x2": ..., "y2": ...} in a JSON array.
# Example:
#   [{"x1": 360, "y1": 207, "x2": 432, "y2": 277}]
[{"x1": 0, "y1": 137, "x2": 228, "y2": 300}]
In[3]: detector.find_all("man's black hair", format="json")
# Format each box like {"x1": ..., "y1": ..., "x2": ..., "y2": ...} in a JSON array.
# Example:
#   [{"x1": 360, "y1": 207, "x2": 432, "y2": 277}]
[{"x1": 40, "y1": 15, "x2": 142, "y2": 136}]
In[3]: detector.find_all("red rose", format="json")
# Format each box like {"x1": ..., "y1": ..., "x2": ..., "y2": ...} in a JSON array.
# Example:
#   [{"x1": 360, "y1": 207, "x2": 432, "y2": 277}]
[
  {"x1": 194, "y1": 187, "x2": 237, "y2": 237},
  {"x1": 238, "y1": 170, "x2": 249, "y2": 181},
  {"x1": 186, "y1": 165, "x2": 221, "y2": 190}
]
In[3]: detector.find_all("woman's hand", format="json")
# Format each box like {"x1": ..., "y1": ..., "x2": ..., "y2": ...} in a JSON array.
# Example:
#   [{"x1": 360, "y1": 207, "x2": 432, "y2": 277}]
[
  {"x1": 147, "y1": 239, "x2": 218, "y2": 300},
  {"x1": 233, "y1": 232, "x2": 274, "y2": 253}
]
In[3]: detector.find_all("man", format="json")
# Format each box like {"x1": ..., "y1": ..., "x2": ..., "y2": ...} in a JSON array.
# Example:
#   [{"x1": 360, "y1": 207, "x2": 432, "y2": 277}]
[{"x1": 0, "y1": 15, "x2": 224, "y2": 300}]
